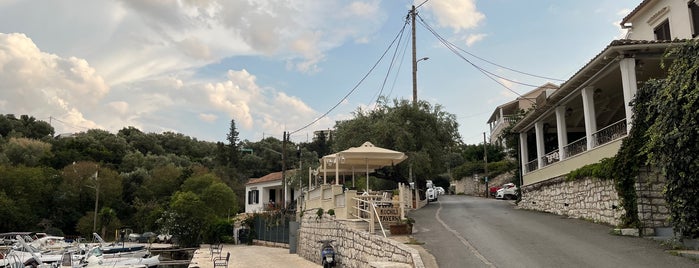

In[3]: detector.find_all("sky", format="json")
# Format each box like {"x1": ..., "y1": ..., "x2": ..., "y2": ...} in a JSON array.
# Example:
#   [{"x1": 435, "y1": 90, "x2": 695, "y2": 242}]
[{"x1": 0, "y1": 0, "x2": 641, "y2": 145}]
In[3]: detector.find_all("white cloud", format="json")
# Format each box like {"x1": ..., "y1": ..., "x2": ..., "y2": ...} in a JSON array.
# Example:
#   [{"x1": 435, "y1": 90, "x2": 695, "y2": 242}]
[
  {"x1": 108, "y1": 101, "x2": 129, "y2": 115},
  {"x1": 464, "y1": 33, "x2": 486, "y2": 46},
  {"x1": 0, "y1": 0, "x2": 386, "y2": 84},
  {"x1": 0, "y1": 1, "x2": 385, "y2": 141},
  {"x1": 199, "y1": 113, "x2": 217, "y2": 122},
  {"x1": 0, "y1": 33, "x2": 108, "y2": 133},
  {"x1": 426, "y1": 0, "x2": 485, "y2": 33}
]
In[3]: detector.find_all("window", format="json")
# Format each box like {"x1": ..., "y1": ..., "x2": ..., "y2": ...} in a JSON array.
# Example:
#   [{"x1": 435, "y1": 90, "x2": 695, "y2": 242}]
[
  {"x1": 247, "y1": 190, "x2": 259, "y2": 204},
  {"x1": 268, "y1": 189, "x2": 276, "y2": 202},
  {"x1": 654, "y1": 19, "x2": 671, "y2": 40},
  {"x1": 690, "y1": 1, "x2": 699, "y2": 37}
]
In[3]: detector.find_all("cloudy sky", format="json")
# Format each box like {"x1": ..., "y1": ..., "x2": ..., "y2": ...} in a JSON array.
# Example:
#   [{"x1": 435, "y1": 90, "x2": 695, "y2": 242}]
[{"x1": 0, "y1": 0, "x2": 639, "y2": 144}]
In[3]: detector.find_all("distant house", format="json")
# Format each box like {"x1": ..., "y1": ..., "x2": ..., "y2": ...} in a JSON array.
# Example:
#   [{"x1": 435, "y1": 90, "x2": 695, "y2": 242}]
[
  {"x1": 487, "y1": 83, "x2": 558, "y2": 148},
  {"x1": 244, "y1": 170, "x2": 298, "y2": 213}
]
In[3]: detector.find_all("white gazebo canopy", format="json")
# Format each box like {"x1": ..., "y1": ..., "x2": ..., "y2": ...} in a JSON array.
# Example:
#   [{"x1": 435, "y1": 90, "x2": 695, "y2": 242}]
[{"x1": 320, "y1": 141, "x2": 407, "y2": 191}]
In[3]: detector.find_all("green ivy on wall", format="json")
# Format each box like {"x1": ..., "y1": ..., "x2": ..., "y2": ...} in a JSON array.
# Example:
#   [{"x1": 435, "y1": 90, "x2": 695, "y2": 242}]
[
  {"x1": 643, "y1": 40, "x2": 699, "y2": 239},
  {"x1": 564, "y1": 41, "x2": 699, "y2": 238}
]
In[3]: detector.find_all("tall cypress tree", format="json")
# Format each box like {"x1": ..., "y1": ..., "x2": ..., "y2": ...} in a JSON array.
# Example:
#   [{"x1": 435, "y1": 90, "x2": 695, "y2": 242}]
[{"x1": 226, "y1": 119, "x2": 240, "y2": 167}]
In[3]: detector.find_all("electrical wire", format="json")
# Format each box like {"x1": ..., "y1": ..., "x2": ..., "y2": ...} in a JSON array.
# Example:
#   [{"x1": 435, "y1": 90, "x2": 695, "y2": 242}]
[
  {"x1": 371, "y1": 20, "x2": 410, "y2": 107},
  {"x1": 288, "y1": 21, "x2": 411, "y2": 135},
  {"x1": 416, "y1": 14, "x2": 537, "y2": 103},
  {"x1": 415, "y1": 0, "x2": 430, "y2": 9},
  {"x1": 414, "y1": 12, "x2": 564, "y2": 82},
  {"x1": 50, "y1": 116, "x2": 92, "y2": 132}
]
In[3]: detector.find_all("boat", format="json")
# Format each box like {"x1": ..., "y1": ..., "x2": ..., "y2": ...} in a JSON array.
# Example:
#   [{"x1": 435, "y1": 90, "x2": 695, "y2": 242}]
[
  {"x1": 79, "y1": 247, "x2": 159, "y2": 268},
  {"x1": 91, "y1": 233, "x2": 146, "y2": 255}
]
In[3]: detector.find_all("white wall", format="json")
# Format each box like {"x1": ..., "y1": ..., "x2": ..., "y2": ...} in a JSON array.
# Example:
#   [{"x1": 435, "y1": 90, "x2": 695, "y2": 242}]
[{"x1": 626, "y1": 0, "x2": 695, "y2": 40}]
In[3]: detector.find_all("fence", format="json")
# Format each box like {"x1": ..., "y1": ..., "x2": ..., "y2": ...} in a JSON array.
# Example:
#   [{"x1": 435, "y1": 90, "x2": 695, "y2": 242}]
[{"x1": 252, "y1": 212, "x2": 294, "y2": 244}]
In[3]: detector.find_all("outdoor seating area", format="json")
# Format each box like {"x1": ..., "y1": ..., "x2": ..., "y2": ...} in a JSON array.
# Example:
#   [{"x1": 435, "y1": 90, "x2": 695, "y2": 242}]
[
  {"x1": 213, "y1": 252, "x2": 230, "y2": 268},
  {"x1": 209, "y1": 243, "x2": 222, "y2": 260}
]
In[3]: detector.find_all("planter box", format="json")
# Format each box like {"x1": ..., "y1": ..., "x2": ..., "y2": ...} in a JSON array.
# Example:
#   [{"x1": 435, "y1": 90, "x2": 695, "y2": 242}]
[{"x1": 389, "y1": 224, "x2": 412, "y2": 235}]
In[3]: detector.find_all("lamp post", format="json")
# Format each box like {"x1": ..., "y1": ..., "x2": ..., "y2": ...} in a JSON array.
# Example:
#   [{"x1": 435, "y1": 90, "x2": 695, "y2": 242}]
[
  {"x1": 84, "y1": 168, "x2": 99, "y2": 234},
  {"x1": 412, "y1": 56, "x2": 429, "y2": 105},
  {"x1": 72, "y1": 162, "x2": 100, "y2": 234}
]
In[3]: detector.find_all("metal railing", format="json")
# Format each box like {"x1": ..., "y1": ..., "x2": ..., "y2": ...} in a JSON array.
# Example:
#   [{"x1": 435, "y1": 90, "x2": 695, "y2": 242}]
[
  {"x1": 542, "y1": 150, "x2": 560, "y2": 167},
  {"x1": 351, "y1": 197, "x2": 387, "y2": 237},
  {"x1": 526, "y1": 159, "x2": 538, "y2": 173},
  {"x1": 563, "y1": 137, "x2": 587, "y2": 158},
  {"x1": 592, "y1": 119, "x2": 627, "y2": 148}
]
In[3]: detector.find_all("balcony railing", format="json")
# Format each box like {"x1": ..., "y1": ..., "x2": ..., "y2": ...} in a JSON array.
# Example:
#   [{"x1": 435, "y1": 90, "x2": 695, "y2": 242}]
[
  {"x1": 542, "y1": 150, "x2": 560, "y2": 167},
  {"x1": 592, "y1": 119, "x2": 627, "y2": 148},
  {"x1": 526, "y1": 159, "x2": 538, "y2": 173},
  {"x1": 563, "y1": 137, "x2": 587, "y2": 158}
]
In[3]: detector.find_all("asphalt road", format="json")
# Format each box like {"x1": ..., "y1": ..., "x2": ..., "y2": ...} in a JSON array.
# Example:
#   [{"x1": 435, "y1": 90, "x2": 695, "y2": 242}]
[{"x1": 410, "y1": 195, "x2": 698, "y2": 268}]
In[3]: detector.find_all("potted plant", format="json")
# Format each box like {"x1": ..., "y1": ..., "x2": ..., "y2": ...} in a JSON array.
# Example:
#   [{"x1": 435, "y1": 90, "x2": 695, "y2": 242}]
[{"x1": 389, "y1": 217, "x2": 414, "y2": 235}]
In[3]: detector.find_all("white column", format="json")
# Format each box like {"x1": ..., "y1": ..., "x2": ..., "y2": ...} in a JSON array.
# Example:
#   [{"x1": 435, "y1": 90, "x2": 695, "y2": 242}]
[
  {"x1": 619, "y1": 58, "x2": 638, "y2": 134},
  {"x1": 519, "y1": 132, "x2": 528, "y2": 173},
  {"x1": 555, "y1": 106, "x2": 568, "y2": 161},
  {"x1": 581, "y1": 86, "x2": 597, "y2": 150},
  {"x1": 535, "y1": 121, "x2": 545, "y2": 169}
]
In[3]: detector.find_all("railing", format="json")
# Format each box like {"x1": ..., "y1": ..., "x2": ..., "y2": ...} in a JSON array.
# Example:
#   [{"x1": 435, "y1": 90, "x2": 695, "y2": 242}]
[
  {"x1": 592, "y1": 119, "x2": 627, "y2": 148},
  {"x1": 563, "y1": 137, "x2": 587, "y2": 158},
  {"x1": 542, "y1": 150, "x2": 560, "y2": 167},
  {"x1": 351, "y1": 197, "x2": 387, "y2": 237},
  {"x1": 526, "y1": 159, "x2": 538, "y2": 173}
]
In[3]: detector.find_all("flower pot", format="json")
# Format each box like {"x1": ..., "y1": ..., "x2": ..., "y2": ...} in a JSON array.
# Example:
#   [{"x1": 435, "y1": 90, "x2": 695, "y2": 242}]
[{"x1": 389, "y1": 224, "x2": 412, "y2": 235}]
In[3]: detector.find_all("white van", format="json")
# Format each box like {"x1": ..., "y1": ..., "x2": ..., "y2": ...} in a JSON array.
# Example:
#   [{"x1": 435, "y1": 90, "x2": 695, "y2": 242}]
[{"x1": 426, "y1": 180, "x2": 437, "y2": 202}]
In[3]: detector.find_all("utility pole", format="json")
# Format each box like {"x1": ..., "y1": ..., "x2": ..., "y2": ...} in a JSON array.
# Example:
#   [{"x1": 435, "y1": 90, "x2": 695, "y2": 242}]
[
  {"x1": 483, "y1": 132, "x2": 489, "y2": 198},
  {"x1": 411, "y1": 5, "x2": 418, "y2": 105},
  {"x1": 282, "y1": 131, "x2": 287, "y2": 209}
]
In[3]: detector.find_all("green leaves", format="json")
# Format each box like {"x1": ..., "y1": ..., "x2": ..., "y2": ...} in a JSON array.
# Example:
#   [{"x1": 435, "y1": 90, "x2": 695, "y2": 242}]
[{"x1": 618, "y1": 41, "x2": 699, "y2": 238}]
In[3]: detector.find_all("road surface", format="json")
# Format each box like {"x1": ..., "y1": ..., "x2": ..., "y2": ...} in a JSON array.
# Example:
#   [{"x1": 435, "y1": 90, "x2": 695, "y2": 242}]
[{"x1": 410, "y1": 195, "x2": 697, "y2": 268}]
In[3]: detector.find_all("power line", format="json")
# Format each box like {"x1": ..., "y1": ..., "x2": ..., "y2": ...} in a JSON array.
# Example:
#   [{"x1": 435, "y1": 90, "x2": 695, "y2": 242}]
[
  {"x1": 416, "y1": 14, "x2": 537, "y2": 103},
  {"x1": 289, "y1": 21, "x2": 411, "y2": 135},
  {"x1": 371, "y1": 20, "x2": 410, "y2": 107},
  {"x1": 415, "y1": 13, "x2": 563, "y2": 82},
  {"x1": 50, "y1": 116, "x2": 91, "y2": 132}
]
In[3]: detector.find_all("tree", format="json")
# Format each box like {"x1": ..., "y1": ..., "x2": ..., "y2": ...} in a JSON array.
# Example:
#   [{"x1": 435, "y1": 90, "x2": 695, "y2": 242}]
[
  {"x1": 226, "y1": 119, "x2": 241, "y2": 167},
  {"x1": 0, "y1": 165, "x2": 58, "y2": 230},
  {"x1": 0, "y1": 114, "x2": 54, "y2": 139},
  {"x1": 333, "y1": 99, "x2": 461, "y2": 187},
  {"x1": 163, "y1": 191, "x2": 212, "y2": 247},
  {"x1": 2, "y1": 137, "x2": 53, "y2": 166}
]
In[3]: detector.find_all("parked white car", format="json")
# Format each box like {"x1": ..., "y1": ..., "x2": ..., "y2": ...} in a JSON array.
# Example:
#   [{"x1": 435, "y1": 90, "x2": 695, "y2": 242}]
[
  {"x1": 496, "y1": 183, "x2": 518, "y2": 200},
  {"x1": 435, "y1": 186, "x2": 445, "y2": 195},
  {"x1": 427, "y1": 187, "x2": 438, "y2": 202}
]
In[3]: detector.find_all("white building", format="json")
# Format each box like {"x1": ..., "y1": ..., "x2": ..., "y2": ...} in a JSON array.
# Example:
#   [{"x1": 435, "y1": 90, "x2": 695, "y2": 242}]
[
  {"x1": 487, "y1": 83, "x2": 558, "y2": 148},
  {"x1": 513, "y1": 0, "x2": 699, "y2": 186},
  {"x1": 244, "y1": 170, "x2": 298, "y2": 213}
]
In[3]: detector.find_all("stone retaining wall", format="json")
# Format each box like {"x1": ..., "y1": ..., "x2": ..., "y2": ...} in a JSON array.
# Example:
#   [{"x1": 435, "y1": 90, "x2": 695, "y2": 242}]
[
  {"x1": 519, "y1": 168, "x2": 672, "y2": 235},
  {"x1": 298, "y1": 210, "x2": 424, "y2": 268},
  {"x1": 518, "y1": 176, "x2": 625, "y2": 226},
  {"x1": 636, "y1": 168, "x2": 671, "y2": 232}
]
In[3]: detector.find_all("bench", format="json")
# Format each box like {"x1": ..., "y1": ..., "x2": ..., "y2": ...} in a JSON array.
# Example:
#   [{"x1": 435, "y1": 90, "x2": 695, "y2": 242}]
[
  {"x1": 210, "y1": 243, "x2": 222, "y2": 260},
  {"x1": 213, "y1": 252, "x2": 230, "y2": 268}
]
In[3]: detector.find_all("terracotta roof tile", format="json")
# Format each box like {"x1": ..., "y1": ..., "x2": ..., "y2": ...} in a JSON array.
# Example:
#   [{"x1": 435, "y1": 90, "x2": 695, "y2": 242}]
[{"x1": 245, "y1": 170, "x2": 296, "y2": 185}]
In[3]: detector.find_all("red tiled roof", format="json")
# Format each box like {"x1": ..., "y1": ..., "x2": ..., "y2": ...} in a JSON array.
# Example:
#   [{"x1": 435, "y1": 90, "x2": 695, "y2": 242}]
[
  {"x1": 245, "y1": 170, "x2": 296, "y2": 185},
  {"x1": 246, "y1": 171, "x2": 282, "y2": 185}
]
